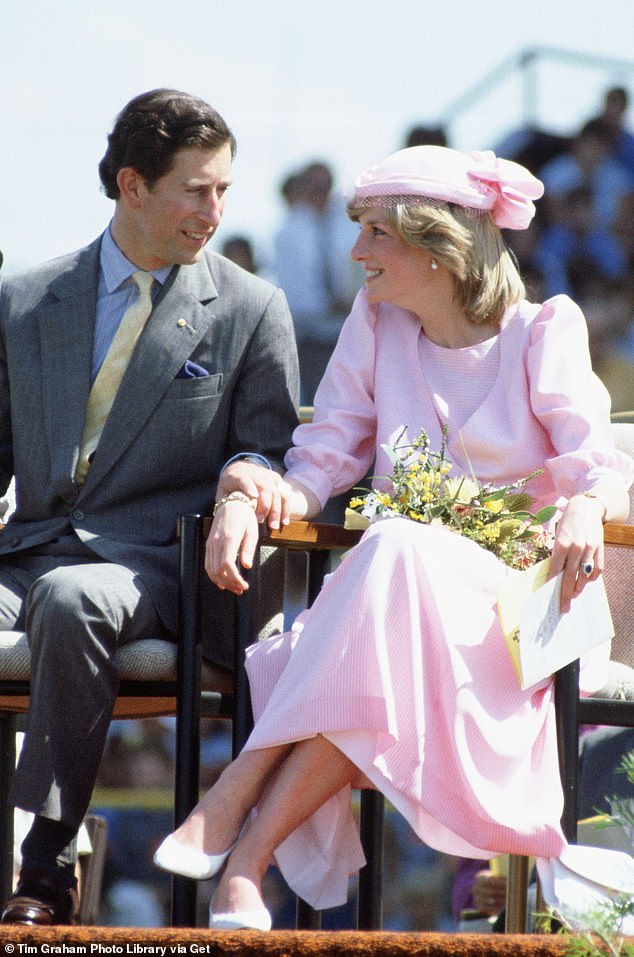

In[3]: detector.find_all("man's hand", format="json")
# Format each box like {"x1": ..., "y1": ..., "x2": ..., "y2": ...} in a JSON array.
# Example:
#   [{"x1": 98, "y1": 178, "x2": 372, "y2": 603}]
[
  {"x1": 207, "y1": 463, "x2": 323, "y2": 592},
  {"x1": 205, "y1": 497, "x2": 260, "y2": 594}
]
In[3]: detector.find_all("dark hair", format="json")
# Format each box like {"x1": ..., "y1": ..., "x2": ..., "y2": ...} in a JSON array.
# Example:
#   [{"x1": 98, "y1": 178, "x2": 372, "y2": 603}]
[
  {"x1": 98, "y1": 89, "x2": 236, "y2": 199},
  {"x1": 605, "y1": 86, "x2": 629, "y2": 111},
  {"x1": 404, "y1": 125, "x2": 448, "y2": 148}
]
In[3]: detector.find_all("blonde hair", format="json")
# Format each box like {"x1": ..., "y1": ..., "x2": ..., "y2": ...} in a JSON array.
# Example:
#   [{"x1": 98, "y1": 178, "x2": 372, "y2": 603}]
[{"x1": 349, "y1": 199, "x2": 525, "y2": 326}]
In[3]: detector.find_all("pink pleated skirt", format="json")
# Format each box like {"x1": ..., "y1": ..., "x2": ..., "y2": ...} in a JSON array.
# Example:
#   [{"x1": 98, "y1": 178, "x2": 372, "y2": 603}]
[{"x1": 243, "y1": 518, "x2": 610, "y2": 909}]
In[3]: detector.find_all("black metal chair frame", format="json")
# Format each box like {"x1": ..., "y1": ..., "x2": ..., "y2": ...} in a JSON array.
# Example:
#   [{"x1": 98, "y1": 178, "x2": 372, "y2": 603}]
[
  {"x1": 0, "y1": 514, "x2": 384, "y2": 930},
  {"x1": 505, "y1": 518, "x2": 634, "y2": 932},
  {"x1": 0, "y1": 515, "x2": 232, "y2": 928},
  {"x1": 1, "y1": 488, "x2": 630, "y2": 930},
  {"x1": 249, "y1": 519, "x2": 384, "y2": 930},
  {"x1": 555, "y1": 523, "x2": 634, "y2": 843}
]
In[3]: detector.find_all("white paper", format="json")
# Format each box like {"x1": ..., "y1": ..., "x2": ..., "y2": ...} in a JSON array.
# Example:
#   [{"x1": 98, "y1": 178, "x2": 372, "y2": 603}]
[{"x1": 517, "y1": 572, "x2": 614, "y2": 689}]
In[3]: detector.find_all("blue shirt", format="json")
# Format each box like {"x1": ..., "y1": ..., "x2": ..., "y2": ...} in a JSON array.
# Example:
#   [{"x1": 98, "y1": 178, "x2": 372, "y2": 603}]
[{"x1": 93, "y1": 227, "x2": 172, "y2": 382}]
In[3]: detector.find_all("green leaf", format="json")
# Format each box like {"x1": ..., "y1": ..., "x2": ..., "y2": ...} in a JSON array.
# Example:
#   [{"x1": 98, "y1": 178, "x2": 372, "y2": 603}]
[
  {"x1": 534, "y1": 505, "x2": 557, "y2": 524},
  {"x1": 506, "y1": 493, "x2": 533, "y2": 512}
]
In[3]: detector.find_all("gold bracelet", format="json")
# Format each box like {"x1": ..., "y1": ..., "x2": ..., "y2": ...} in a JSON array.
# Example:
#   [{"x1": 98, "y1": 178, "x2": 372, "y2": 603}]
[{"x1": 213, "y1": 491, "x2": 258, "y2": 517}]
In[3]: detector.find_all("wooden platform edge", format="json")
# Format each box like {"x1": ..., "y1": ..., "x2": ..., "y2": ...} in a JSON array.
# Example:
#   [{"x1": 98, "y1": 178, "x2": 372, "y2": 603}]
[{"x1": 0, "y1": 925, "x2": 583, "y2": 956}]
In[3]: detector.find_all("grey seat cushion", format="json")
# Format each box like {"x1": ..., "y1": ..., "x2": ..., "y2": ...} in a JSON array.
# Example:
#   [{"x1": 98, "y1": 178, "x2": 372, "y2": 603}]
[
  {"x1": 0, "y1": 631, "x2": 179, "y2": 682},
  {"x1": 0, "y1": 603, "x2": 284, "y2": 686},
  {"x1": 0, "y1": 632, "x2": 30, "y2": 681}
]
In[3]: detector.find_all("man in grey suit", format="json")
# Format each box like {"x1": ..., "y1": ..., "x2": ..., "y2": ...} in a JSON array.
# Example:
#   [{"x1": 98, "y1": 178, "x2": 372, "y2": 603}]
[{"x1": 0, "y1": 89, "x2": 299, "y2": 924}]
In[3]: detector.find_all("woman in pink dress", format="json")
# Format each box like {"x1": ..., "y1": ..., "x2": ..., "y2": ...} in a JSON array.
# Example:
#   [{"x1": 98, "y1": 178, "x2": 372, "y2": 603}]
[{"x1": 154, "y1": 146, "x2": 633, "y2": 930}]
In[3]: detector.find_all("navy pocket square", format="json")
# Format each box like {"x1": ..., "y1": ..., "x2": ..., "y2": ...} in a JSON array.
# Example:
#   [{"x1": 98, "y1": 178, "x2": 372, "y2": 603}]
[{"x1": 177, "y1": 360, "x2": 210, "y2": 379}]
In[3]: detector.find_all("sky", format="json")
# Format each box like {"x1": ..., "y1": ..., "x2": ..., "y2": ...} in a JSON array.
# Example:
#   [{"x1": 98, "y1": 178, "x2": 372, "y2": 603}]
[{"x1": 2, "y1": 0, "x2": 634, "y2": 275}]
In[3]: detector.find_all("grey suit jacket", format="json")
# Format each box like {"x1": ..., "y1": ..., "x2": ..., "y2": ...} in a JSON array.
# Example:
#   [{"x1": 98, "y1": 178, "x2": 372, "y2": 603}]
[{"x1": 0, "y1": 236, "x2": 300, "y2": 664}]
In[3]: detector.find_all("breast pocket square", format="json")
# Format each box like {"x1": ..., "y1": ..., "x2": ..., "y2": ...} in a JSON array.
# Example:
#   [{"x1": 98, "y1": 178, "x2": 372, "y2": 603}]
[{"x1": 177, "y1": 360, "x2": 210, "y2": 379}]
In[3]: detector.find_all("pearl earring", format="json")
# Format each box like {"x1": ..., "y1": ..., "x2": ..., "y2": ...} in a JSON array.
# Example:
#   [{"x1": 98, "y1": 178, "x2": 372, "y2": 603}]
[{"x1": 430, "y1": 259, "x2": 439, "y2": 271}]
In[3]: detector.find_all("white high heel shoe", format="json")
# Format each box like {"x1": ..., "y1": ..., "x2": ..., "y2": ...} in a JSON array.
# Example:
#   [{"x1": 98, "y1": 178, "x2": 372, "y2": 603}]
[
  {"x1": 209, "y1": 907, "x2": 272, "y2": 931},
  {"x1": 153, "y1": 833, "x2": 235, "y2": 881}
]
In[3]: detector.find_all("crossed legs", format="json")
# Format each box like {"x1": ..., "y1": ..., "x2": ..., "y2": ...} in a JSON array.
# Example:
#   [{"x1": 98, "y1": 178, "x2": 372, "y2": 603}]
[{"x1": 165, "y1": 733, "x2": 367, "y2": 921}]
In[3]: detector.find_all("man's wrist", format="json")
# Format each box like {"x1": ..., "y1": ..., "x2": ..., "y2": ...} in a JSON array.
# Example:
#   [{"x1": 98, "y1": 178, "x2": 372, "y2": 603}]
[
  {"x1": 220, "y1": 452, "x2": 272, "y2": 475},
  {"x1": 213, "y1": 490, "x2": 258, "y2": 517}
]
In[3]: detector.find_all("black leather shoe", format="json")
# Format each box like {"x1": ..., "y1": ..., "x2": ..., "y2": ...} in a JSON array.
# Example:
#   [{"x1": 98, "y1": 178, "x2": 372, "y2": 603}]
[{"x1": 1, "y1": 870, "x2": 79, "y2": 925}]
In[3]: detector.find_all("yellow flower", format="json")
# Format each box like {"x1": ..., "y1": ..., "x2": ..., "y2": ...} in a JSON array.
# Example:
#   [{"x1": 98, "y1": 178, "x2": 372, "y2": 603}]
[
  {"x1": 483, "y1": 498, "x2": 505, "y2": 514},
  {"x1": 348, "y1": 426, "x2": 551, "y2": 570}
]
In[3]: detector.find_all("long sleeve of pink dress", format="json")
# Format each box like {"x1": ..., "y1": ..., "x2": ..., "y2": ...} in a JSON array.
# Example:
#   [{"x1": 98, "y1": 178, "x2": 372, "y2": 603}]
[{"x1": 243, "y1": 291, "x2": 634, "y2": 910}]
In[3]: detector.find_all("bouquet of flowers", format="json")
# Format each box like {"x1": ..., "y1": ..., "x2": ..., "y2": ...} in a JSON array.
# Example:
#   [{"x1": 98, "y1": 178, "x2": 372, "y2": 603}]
[{"x1": 347, "y1": 427, "x2": 556, "y2": 570}]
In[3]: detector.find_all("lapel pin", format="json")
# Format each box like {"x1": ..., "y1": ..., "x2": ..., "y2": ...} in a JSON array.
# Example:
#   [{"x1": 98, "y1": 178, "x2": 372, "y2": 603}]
[{"x1": 177, "y1": 318, "x2": 196, "y2": 333}]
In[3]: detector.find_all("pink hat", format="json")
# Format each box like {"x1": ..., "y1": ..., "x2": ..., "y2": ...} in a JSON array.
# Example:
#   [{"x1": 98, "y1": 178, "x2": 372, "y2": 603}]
[{"x1": 350, "y1": 145, "x2": 544, "y2": 230}]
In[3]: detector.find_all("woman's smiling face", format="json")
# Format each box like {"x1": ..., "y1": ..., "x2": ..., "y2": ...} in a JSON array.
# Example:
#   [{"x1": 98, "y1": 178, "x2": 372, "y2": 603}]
[{"x1": 350, "y1": 208, "x2": 435, "y2": 311}]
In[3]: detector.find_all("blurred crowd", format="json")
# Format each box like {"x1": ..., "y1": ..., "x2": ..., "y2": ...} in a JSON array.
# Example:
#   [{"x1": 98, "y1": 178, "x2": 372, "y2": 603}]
[
  {"x1": 497, "y1": 85, "x2": 634, "y2": 413},
  {"x1": 83, "y1": 85, "x2": 634, "y2": 929},
  {"x1": 217, "y1": 86, "x2": 634, "y2": 412}
]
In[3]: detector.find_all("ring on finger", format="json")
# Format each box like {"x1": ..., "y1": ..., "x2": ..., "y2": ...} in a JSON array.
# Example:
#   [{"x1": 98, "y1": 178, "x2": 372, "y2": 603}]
[{"x1": 580, "y1": 560, "x2": 594, "y2": 576}]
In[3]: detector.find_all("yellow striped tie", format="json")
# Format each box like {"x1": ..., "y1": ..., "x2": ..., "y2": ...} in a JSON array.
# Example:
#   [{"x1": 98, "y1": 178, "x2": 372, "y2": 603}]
[{"x1": 75, "y1": 270, "x2": 154, "y2": 484}]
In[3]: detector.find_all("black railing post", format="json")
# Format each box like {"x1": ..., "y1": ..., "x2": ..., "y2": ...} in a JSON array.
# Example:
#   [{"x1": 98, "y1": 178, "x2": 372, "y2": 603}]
[
  {"x1": 358, "y1": 790, "x2": 384, "y2": 929},
  {"x1": 555, "y1": 659, "x2": 580, "y2": 842},
  {"x1": 0, "y1": 714, "x2": 17, "y2": 904},
  {"x1": 171, "y1": 514, "x2": 204, "y2": 926}
]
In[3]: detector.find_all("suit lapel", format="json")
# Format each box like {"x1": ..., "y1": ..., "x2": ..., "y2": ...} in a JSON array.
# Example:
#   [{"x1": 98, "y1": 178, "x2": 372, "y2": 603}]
[
  {"x1": 78, "y1": 257, "x2": 219, "y2": 491},
  {"x1": 38, "y1": 240, "x2": 100, "y2": 501}
]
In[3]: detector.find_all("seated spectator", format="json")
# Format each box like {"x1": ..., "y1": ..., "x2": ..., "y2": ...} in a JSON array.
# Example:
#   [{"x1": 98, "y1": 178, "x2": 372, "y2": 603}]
[
  {"x1": 273, "y1": 161, "x2": 362, "y2": 403},
  {"x1": 221, "y1": 235, "x2": 258, "y2": 274},
  {"x1": 588, "y1": 86, "x2": 634, "y2": 177},
  {"x1": 403, "y1": 124, "x2": 448, "y2": 148},
  {"x1": 539, "y1": 118, "x2": 634, "y2": 230},
  {"x1": 535, "y1": 184, "x2": 628, "y2": 300},
  {"x1": 494, "y1": 126, "x2": 571, "y2": 177},
  {"x1": 584, "y1": 188, "x2": 634, "y2": 410}
]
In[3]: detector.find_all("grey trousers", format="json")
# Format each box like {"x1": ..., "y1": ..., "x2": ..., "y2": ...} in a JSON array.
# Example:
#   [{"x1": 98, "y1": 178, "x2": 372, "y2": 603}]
[{"x1": 0, "y1": 535, "x2": 170, "y2": 832}]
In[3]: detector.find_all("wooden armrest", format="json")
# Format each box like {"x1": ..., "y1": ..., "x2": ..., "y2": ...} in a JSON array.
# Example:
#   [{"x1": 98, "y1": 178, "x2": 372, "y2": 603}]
[
  {"x1": 188, "y1": 516, "x2": 632, "y2": 549},
  {"x1": 179, "y1": 516, "x2": 362, "y2": 550},
  {"x1": 603, "y1": 522, "x2": 634, "y2": 546},
  {"x1": 262, "y1": 520, "x2": 362, "y2": 550}
]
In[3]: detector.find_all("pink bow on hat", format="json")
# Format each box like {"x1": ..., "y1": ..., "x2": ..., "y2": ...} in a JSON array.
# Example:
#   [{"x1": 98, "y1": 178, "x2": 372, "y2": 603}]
[
  {"x1": 465, "y1": 150, "x2": 544, "y2": 230},
  {"x1": 350, "y1": 145, "x2": 544, "y2": 230}
]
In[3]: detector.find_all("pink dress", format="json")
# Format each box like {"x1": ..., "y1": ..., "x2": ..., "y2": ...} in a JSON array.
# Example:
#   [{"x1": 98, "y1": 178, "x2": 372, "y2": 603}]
[{"x1": 243, "y1": 292, "x2": 634, "y2": 910}]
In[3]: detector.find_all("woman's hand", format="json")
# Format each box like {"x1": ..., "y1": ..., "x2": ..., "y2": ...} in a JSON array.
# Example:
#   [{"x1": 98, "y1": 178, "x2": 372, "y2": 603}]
[
  {"x1": 207, "y1": 465, "x2": 322, "y2": 594},
  {"x1": 217, "y1": 461, "x2": 292, "y2": 530},
  {"x1": 549, "y1": 494, "x2": 605, "y2": 612}
]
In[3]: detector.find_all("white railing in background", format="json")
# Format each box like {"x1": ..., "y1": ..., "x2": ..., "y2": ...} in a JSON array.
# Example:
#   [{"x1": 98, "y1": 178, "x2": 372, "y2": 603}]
[{"x1": 441, "y1": 46, "x2": 634, "y2": 140}]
